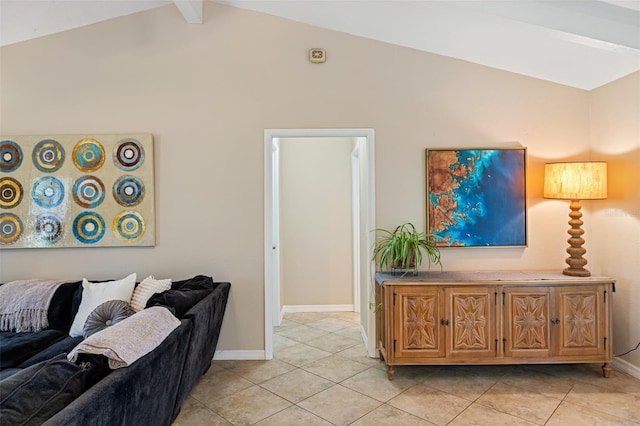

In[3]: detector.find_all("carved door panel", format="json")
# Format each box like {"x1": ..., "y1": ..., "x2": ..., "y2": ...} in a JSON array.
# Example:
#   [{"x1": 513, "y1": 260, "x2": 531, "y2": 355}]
[
  {"x1": 556, "y1": 285, "x2": 606, "y2": 356},
  {"x1": 394, "y1": 286, "x2": 445, "y2": 358},
  {"x1": 445, "y1": 287, "x2": 497, "y2": 358},
  {"x1": 503, "y1": 287, "x2": 552, "y2": 357}
]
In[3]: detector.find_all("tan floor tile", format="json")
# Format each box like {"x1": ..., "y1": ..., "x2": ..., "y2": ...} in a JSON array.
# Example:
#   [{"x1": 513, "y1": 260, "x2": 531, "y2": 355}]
[
  {"x1": 278, "y1": 324, "x2": 329, "y2": 342},
  {"x1": 260, "y1": 368, "x2": 334, "y2": 403},
  {"x1": 274, "y1": 342, "x2": 331, "y2": 367},
  {"x1": 418, "y1": 366, "x2": 498, "y2": 401},
  {"x1": 325, "y1": 311, "x2": 360, "y2": 324},
  {"x1": 224, "y1": 359, "x2": 296, "y2": 384},
  {"x1": 282, "y1": 312, "x2": 326, "y2": 324},
  {"x1": 207, "y1": 362, "x2": 226, "y2": 373},
  {"x1": 560, "y1": 364, "x2": 640, "y2": 396},
  {"x1": 273, "y1": 334, "x2": 299, "y2": 351},
  {"x1": 341, "y1": 367, "x2": 417, "y2": 402},
  {"x1": 210, "y1": 385, "x2": 291, "y2": 426},
  {"x1": 181, "y1": 314, "x2": 640, "y2": 426},
  {"x1": 172, "y1": 397, "x2": 233, "y2": 426},
  {"x1": 306, "y1": 317, "x2": 355, "y2": 332},
  {"x1": 190, "y1": 369, "x2": 253, "y2": 405},
  {"x1": 546, "y1": 400, "x2": 637, "y2": 425},
  {"x1": 390, "y1": 364, "x2": 441, "y2": 381},
  {"x1": 564, "y1": 381, "x2": 640, "y2": 422},
  {"x1": 499, "y1": 367, "x2": 575, "y2": 400},
  {"x1": 448, "y1": 403, "x2": 537, "y2": 426},
  {"x1": 303, "y1": 354, "x2": 371, "y2": 382},
  {"x1": 336, "y1": 344, "x2": 385, "y2": 368},
  {"x1": 475, "y1": 382, "x2": 561, "y2": 424},
  {"x1": 254, "y1": 405, "x2": 333, "y2": 426},
  {"x1": 274, "y1": 318, "x2": 300, "y2": 331},
  {"x1": 298, "y1": 384, "x2": 381, "y2": 426},
  {"x1": 334, "y1": 325, "x2": 364, "y2": 340},
  {"x1": 388, "y1": 384, "x2": 471, "y2": 426},
  {"x1": 305, "y1": 332, "x2": 360, "y2": 353},
  {"x1": 350, "y1": 404, "x2": 436, "y2": 425},
  {"x1": 211, "y1": 360, "x2": 241, "y2": 370}
]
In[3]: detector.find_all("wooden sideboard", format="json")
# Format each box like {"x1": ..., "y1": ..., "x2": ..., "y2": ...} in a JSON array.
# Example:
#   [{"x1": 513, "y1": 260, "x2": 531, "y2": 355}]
[{"x1": 375, "y1": 270, "x2": 614, "y2": 380}]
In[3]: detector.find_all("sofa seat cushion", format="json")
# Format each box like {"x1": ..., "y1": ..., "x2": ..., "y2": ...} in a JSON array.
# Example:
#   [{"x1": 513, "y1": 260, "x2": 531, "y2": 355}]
[
  {"x1": 17, "y1": 336, "x2": 84, "y2": 369},
  {"x1": 0, "y1": 354, "x2": 92, "y2": 426},
  {"x1": 0, "y1": 368, "x2": 22, "y2": 381},
  {"x1": 0, "y1": 329, "x2": 65, "y2": 369}
]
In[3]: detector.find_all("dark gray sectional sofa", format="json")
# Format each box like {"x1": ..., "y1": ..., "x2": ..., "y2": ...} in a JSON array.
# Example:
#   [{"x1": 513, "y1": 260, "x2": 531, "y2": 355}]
[{"x1": 0, "y1": 275, "x2": 230, "y2": 426}]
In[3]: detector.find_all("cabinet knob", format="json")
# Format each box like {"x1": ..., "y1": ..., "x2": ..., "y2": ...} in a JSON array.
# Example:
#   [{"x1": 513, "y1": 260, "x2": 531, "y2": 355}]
[
  {"x1": 551, "y1": 318, "x2": 560, "y2": 325},
  {"x1": 440, "y1": 319, "x2": 450, "y2": 326}
]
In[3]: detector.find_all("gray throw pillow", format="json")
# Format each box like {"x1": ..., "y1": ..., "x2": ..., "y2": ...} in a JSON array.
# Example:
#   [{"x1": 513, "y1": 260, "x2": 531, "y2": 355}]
[{"x1": 83, "y1": 300, "x2": 135, "y2": 339}]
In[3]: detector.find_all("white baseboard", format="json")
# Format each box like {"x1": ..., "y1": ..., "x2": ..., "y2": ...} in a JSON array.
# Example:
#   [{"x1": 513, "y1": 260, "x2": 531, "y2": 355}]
[
  {"x1": 612, "y1": 357, "x2": 640, "y2": 380},
  {"x1": 282, "y1": 304, "x2": 354, "y2": 313},
  {"x1": 213, "y1": 350, "x2": 266, "y2": 360}
]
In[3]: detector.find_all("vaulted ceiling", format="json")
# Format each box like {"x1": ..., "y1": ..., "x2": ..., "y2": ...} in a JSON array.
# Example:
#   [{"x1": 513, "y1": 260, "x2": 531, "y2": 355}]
[{"x1": 1, "y1": 0, "x2": 639, "y2": 90}]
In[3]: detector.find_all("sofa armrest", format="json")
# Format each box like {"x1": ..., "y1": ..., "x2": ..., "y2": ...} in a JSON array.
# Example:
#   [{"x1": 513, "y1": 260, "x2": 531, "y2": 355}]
[
  {"x1": 172, "y1": 281, "x2": 230, "y2": 418},
  {"x1": 43, "y1": 319, "x2": 192, "y2": 426}
]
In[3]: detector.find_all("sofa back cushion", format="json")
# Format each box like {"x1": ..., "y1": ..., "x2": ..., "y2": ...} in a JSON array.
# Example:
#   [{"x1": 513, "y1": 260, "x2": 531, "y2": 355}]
[
  {"x1": 47, "y1": 281, "x2": 82, "y2": 331},
  {"x1": 145, "y1": 275, "x2": 214, "y2": 318}
]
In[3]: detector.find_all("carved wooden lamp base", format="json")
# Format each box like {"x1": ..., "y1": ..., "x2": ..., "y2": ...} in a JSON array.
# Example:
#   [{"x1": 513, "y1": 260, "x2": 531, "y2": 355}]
[{"x1": 563, "y1": 199, "x2": 590, "y2": 277}]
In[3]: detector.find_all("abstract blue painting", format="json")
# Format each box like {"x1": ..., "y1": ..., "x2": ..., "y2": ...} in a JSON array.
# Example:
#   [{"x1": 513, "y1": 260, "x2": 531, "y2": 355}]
[{"x1": 426, "y1": 148, "x2": 527, "y2": 247}]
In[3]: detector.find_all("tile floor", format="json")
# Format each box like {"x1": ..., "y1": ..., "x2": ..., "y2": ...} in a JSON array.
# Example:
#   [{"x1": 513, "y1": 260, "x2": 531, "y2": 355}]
[{"x1": 173, "y1": 312, "x2": 640, "y2": 425}]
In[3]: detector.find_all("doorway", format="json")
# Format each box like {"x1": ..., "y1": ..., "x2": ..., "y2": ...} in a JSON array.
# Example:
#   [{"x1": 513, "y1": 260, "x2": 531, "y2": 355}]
[{"x1": 264, "y1": 129, "x2": 376, "y2": 360}]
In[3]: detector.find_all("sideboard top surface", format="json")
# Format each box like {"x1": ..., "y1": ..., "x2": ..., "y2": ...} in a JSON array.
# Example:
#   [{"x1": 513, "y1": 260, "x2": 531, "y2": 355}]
[{"x1": 375, "y1": 270, "x2": 615, "y2": 286}]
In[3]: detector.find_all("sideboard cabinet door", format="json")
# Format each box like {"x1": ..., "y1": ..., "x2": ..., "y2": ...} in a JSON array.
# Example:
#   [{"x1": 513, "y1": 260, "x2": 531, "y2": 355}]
[
  {"x1": 393, "y1": 286, "x2": 445, "y2": 358},
  {"x1": 503, "y1": 286, "x2": 552, "y2": 358},
  {"x1": 446, "y1": 286, "x2": 497, "y2": 359},
  {"x1": 556, "y1": 285, "x2": 607, "y2": 357}
]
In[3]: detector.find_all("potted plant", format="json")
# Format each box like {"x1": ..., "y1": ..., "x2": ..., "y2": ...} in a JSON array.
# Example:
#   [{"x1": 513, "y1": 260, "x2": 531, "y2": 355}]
[{"x1": 372, "y1": 222, "x2": 442, "y2": 275}]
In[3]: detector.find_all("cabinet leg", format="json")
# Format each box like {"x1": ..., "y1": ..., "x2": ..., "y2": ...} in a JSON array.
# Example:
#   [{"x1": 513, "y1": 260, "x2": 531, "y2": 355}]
[
  {"x1": 602, "y1": 363, "x2": 611, "y2": 378},
  {"x1": 386, "y1": 365, "x2": 394, "y2": 381}
]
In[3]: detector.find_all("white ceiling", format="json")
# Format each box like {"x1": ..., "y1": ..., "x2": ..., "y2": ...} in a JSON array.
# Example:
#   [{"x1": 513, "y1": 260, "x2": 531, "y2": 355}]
[{"x1": 1, "y1": 0, "x2": 639, "y2": 90}]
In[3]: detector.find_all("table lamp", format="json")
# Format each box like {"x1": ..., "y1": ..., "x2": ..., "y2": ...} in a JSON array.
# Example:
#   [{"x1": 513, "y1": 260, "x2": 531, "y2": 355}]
[{"x1": 543, "y1": 161, "x2": 607, "y2": 277}]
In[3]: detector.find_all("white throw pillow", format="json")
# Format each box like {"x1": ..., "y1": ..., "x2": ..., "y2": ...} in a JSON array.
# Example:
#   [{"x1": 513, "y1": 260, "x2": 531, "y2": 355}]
[
  {"x1": 69, "y1": 273, "x2": 137, "y2": 337},
  {"x1": 130, "y1": 275, "x2": 172, "y2": 312}
]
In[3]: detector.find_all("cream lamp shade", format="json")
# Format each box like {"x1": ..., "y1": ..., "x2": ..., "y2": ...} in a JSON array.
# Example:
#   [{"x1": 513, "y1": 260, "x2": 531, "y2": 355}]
[
  {"x1": 544, "y1": 162, "x2": 607, "y2": 200},
  {"x1": 543, "y1": 161, "x2": 608, "y2": 277}
]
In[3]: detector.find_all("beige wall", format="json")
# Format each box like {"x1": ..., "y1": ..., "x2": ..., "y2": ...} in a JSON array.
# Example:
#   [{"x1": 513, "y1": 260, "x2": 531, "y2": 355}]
[
  {"x1": 0, "y1": 2, "x2": 610, "y2": 354},
  {"x1": 589, "y1": 71, "x2": 640, "y2": 370},
  {"x1": 279, "y1": 137, "x2": 355, "y2": 307}
]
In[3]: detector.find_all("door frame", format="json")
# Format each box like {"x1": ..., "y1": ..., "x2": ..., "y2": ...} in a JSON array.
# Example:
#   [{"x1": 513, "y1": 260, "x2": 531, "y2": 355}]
[{"x1": 263, "y1": 128, "x2": 376, "y2": 360}]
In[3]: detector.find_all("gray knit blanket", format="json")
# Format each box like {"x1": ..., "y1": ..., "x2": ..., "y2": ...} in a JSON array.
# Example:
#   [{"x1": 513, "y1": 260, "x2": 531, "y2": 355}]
[
  {"x1": 68, "y1": 306, "x2": 181, "y2": 369},
  {"x1": 0, "y1": 279, "x2": 69, "y2": 332}
]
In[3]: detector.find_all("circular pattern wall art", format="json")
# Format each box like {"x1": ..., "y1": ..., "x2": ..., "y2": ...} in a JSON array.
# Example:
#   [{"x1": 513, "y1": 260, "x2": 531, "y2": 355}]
[
  {"x1": 0, "y1": 177, "x2": 24, "y2": 209},
  {"x1": 1, "y1": 140, "x2": 23, "y2": 173},
  {"x1": 73, "y1": 138, "x2": 105, "y2": 172},
  {"x1": 32, "y1": 176, "x2": 65, "y2": 208},
  {"x1": 35, "y1": 213, "x2": 63, "y2": 244},
  {"x1": 114, "y1": 138, "x2": 145, "y2": 171},
  {"x1": 113, "y1": 211, "x2": 145, "y2": 242},
  {"x1": 113, "y1": 175, "x2": 145, "y2": 207},
  {"x1": 32, "y1": 139, "x2": 65, "y2": 173},
  {"x1": 73, "y1": 212, "x2": 106, "y2": 244},
  {"x1": 0, "y1": 213, "x2": 23, "y2": 244},
  {"x1": 72, "y1": 176, "x2": 105, "y2": 208},
  {"x1": 1, "y1": 134, "x2": 154, "y2": 249}
]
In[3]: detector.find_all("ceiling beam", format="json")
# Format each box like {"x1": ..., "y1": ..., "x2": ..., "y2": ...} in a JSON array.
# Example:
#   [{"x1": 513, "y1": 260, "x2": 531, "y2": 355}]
[{"x1": 173, "y1": 0, "x2": 203, "y2": 24}]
